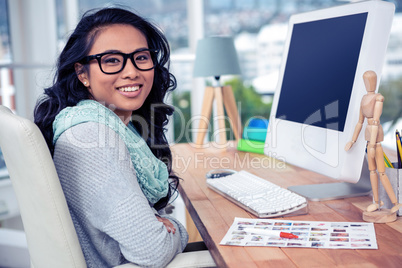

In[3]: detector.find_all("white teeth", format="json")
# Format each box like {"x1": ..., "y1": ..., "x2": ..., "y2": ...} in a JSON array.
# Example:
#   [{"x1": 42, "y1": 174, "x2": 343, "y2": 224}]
[{"x1": 119, "y1": 86, "x2": 140, "y2": 92}]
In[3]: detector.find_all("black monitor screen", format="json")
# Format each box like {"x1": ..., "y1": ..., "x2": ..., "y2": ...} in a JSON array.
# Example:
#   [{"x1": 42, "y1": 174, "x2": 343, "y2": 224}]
[{"x1": 276, "y1": 12, "x2": 368, "y2": 132}]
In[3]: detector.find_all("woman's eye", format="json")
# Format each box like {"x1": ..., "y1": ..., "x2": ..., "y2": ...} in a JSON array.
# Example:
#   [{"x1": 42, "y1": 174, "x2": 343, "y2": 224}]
[
  {"x1": 102, "y1": 55, "x2": 122, "y2": 64},
  {"x1": 135, "y1": 53, "x2": 150, "y2": 62}
]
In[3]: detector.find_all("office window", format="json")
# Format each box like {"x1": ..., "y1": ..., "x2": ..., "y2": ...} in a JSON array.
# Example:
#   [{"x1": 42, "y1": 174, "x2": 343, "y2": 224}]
[
  {"x1": 201, "y1": 0, "x2": 402, "y2": 147},
  {"x1": 0, "y1": 0, "x2": 11, "y2": 62},
  {"x1": 28, "y1": 0, "x2": 402, "y2": 144},
  {"x1": 0, "y1": 0, "x2": 14, "y2": 110}
]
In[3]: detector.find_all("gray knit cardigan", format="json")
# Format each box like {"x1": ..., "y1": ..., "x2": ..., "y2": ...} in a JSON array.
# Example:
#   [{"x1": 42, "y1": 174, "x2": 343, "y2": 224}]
[{"x1": 53, "y1": 122, "x2": 188, "y2": 268}]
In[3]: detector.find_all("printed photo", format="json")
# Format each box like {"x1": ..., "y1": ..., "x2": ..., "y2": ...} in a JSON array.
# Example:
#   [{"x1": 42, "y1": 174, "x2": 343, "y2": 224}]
[
  {"x1": 256, "y1": 221, "x2": 273, "y2": 226},
  {"x1": 233, "y1": 230, "x2": 247, "y2": 235},
  {"x1": 238, "y1": 221, "x2": 254, "y2": 226},
  {"x1": 332, "y1": 229, "x2": 347, "y2": 232},
  {"x1": 351, "y1": 243, "x2": 371, "y2": 247},
  {"x1": 246, "y1": 242, "x2": 265, "y2": 246},
  {"x1": 292, "y1": 232, "x2": 309, "y2": 237},
  {"x1": 331, "y1": 223, "x2": 349, "y2": 228},
  {"x1": 287, "y1": 242, "x2": 307, "y2": 247},
  {"x1": 351, "y1": 238, "x2": 370, "y2": 242},
  {"x1": 231, "y1": 235, "x2": 245, "y2": 240},
  {"x1": 329, "y1": 243, "x2": 348, "y2": 247},
  {"x1": 225, "y1": 241, "x2": 242, "y2": 246},
  {"x1": 350, "y1": 224, "x2": 369, "y2": 227},
  {"x1": 330, "y1": 238, "x2": 349, "y2": 242},
  {"x1": 267, "y1": 242, "x2": 286, "y2": 246},
  {"x1": 251, "y1": 236, "x2": 264, "y2": 241},
  {"x1": 310, "y1": 232, "x2": 327, "y2": 237},
  {"x1": 311, "y1": 242, "x2": 325, "y2": 247},
  {"x1": 292, "y1": 227, "x2": 309, "y2": 231},
  {"x1": 274, "y1": 222, "x2": 292, "y2": 226},
  {"x1": 272, "y1": 227, "x2": 291, "y2": 231},
  {"x1": 293, "y1": 223, "x2": 310, "y2": 226},
  {"x1": 331, "y1": 233, "x2": 349, "y2": 237},
  {"x1": 309, "y1": 237, "x2": 326, "y2": 242},
  {"x1": 311, "y1": 227, "x2": 328, "y2": 231}
]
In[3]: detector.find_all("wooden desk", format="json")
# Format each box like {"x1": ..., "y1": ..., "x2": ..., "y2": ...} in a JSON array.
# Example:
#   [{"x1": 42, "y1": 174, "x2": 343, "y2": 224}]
[{"x1": 171, "y1": 143, "x2": 402, "y2": 268}]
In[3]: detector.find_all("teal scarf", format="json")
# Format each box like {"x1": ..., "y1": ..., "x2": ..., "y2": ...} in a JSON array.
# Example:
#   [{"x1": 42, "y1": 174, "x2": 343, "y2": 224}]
[{"x1": 53, "y1": 100, "x2": 169, "y2": 204}]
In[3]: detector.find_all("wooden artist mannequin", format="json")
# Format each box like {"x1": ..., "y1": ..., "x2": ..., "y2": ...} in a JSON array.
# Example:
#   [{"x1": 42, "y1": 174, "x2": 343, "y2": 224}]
[{"x1": 345, "y1": 70, "x2": 401, "y2": 215}]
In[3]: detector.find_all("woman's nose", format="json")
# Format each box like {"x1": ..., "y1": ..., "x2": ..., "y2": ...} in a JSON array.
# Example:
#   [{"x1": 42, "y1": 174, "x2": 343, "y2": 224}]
[{"x1": 121, "y1": 58, "x2": 140, "y2": 78}]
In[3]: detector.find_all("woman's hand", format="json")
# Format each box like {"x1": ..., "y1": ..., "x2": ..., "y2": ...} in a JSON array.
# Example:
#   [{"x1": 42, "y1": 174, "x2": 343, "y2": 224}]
[{"x1": 156, "y1": 215, "x2": 176, "y2": 234}]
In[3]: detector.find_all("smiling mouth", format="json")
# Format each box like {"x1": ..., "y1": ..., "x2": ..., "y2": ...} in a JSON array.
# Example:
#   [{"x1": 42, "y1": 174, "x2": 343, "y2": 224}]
[{"x1": 118, "y1": 86, "x2": 140, "y2": 92}]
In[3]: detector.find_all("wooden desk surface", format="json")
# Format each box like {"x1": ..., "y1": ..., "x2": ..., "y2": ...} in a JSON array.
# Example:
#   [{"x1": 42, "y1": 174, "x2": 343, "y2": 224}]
[{"x1": 171, "y1": 143, "x2": 402, "y2": 268}]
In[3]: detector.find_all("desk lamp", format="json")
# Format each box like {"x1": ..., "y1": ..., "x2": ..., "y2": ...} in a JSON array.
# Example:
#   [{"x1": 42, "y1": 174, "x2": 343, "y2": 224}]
[{"x1": 193, "y1": 36, "x2": 242, "y2": 145}]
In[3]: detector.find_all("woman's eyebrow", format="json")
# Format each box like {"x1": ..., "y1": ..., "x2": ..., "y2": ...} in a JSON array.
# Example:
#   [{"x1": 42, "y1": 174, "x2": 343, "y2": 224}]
[
  {"x1": 100, "y1": 47, "x2": 150, "y2": 54},
  {"x1": 99, "y1": 49, "x2": 122, "y2": 54}
]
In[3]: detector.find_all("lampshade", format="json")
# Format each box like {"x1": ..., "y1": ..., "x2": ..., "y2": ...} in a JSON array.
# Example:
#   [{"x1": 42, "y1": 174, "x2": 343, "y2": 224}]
[{"x1": 193, "y1": 36, "x2": 241, "y2": 78}]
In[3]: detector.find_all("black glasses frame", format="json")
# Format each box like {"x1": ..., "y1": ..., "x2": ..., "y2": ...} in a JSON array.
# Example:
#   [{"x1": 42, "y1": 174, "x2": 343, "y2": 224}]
[{"x1": 80, "y1": 48, "x2": 160, "y2": 74}]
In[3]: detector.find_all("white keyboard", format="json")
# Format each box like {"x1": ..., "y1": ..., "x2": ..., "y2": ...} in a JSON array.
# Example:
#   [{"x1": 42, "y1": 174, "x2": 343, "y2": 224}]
[{"x1": 206, "y1": 170, "x2": 308, "y2": 218}]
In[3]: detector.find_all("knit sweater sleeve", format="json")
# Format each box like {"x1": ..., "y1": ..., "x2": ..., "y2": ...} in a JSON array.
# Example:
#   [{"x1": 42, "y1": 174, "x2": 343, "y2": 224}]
[{"x1": 53, "y1": 122, "x2": 188, "y2": 267}]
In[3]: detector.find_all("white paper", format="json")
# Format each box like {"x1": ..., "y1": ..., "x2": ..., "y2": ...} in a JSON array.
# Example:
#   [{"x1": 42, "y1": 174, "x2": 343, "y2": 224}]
[{"x1": 220, "y1": 217, "x2": 378, "y2": 249}]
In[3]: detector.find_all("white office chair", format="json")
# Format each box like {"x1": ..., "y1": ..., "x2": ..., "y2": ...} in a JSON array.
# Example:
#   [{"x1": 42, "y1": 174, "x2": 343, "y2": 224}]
[{"x1": 0, "y1": 105, "x2": 215, "y2": 268}]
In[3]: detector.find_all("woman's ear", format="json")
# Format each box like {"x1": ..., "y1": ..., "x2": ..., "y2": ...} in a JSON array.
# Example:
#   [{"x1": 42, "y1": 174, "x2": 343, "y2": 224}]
[{"x1": 75, "y1": 63, "x2": 89, "y2": 87}]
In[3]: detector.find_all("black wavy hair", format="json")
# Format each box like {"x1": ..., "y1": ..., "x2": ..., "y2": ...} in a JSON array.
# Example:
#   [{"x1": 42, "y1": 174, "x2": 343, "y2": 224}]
[{"x1": 34, "y1": 7, "x2": 178, "y2": 210}]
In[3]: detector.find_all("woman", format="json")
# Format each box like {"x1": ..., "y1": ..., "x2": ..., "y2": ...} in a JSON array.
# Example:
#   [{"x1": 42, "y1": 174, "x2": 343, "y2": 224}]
[{"x1": 34, "y1": 7, "x2": 192, "y2": 267}]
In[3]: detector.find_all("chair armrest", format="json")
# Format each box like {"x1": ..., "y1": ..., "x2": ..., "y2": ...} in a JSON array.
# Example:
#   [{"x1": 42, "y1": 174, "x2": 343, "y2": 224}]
[
  {"x1": 114, "y1": 251, "x2": 215, "y2": 268},
  {"x1": 114, "y1": 264, "x2": 140, "y2": 268}
]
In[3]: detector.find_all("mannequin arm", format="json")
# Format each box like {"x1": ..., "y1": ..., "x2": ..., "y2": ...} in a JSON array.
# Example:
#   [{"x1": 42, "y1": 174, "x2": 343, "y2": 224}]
[
  {"x1": 373, "y1": 94, "x2": 384, "y2": 122},
  {"x1": 345, "y1": 109, "x2": 364, "y2": 151},
  {"x1": 367, "y1": 94, "x2": 384, "y2": 156},
  {"x1": 368, "y1": 95, "x2": 384, "y2": 147}
]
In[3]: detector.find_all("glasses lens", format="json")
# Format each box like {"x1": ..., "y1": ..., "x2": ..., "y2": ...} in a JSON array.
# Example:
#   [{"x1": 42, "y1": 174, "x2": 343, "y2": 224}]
[
  {"x1": 100, "y1": 54, "x2": 125, "y2": 74},
  {"x1": 133, "y1": 50, "x2": 156, "y2": 71}
]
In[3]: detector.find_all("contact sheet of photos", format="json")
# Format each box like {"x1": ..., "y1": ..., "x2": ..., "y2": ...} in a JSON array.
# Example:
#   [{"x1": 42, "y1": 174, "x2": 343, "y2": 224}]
[{"x1": 220, "y1": 217, "x2": 378, "y2": 249}]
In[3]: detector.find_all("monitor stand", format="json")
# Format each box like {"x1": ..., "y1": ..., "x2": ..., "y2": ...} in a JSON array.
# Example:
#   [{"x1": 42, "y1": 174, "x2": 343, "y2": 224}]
[{"x1": 288, "y1": 159, "x2": 372, "y2": 201}]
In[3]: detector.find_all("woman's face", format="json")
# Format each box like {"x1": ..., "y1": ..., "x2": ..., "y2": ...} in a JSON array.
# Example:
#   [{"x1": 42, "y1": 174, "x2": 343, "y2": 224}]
[{"x1": 77, "y1": 24, "x2": 154, "y2": 124}]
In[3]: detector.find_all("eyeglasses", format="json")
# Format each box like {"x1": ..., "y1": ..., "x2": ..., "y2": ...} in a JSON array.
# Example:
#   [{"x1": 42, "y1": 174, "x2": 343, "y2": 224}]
[{"x1": 80, "y1": 48, "x2": 159, "y2": 74}]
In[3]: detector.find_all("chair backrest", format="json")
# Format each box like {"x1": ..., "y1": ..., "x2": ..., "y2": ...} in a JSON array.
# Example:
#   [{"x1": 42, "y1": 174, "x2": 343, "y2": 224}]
[{"x1": 0, "y1": 106, "x2": 86, "y2": 268}]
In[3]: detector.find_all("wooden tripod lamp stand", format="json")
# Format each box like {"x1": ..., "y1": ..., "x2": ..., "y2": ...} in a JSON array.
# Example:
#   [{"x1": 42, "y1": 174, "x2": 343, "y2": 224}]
[{"x1": 193, "y1": 36, "x2": 242, "y2": 146}]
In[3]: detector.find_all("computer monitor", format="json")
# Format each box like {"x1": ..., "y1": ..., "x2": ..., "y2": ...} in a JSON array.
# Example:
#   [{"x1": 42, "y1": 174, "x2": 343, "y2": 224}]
[{"x1": 264, "y1": 0, "x2": 395, "y2": 201}]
